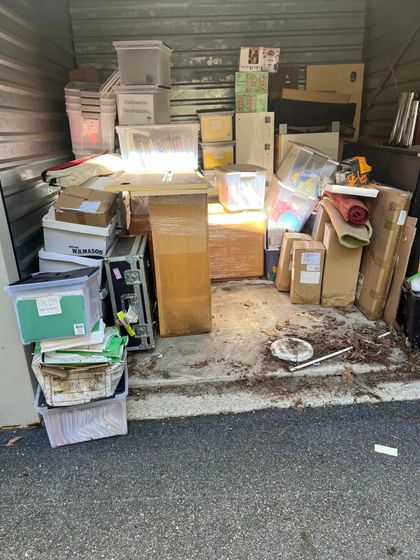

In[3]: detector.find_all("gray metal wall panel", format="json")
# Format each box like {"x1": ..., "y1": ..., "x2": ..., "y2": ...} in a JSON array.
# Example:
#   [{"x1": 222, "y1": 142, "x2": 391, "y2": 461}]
[
  {"x1": 69, "y1": 0, "x2": 366, "y2": 120},
  {"x1": 0, "y1": 0, "x2": 75, "y2": 277},
  {"x1": 363, "y1": 0, "x2": 420, "y2": 139}
]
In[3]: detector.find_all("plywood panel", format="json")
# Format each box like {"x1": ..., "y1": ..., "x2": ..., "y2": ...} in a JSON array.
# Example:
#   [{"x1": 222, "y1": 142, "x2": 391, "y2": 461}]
[{"x1": 149, "y1": 194, "x2": 211, "y2": 337}]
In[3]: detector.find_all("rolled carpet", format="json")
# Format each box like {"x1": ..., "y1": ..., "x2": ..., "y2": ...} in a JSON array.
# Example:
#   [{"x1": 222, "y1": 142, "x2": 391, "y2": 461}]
[
  {"x1": 325, "y1": 191, "x2": 370, "y2": 224},
  {"x1": 321, "y1": 198, "x2": 372, "y2": 248}
]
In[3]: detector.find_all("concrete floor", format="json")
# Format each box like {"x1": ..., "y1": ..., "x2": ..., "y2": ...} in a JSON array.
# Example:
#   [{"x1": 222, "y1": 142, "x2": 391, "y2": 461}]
[
  {"x1": 1, "y1": 402, "x2": 419, "y2": 560},
  {"x1": 128, "y1": 281, "x2": 405, "y2": 390}
]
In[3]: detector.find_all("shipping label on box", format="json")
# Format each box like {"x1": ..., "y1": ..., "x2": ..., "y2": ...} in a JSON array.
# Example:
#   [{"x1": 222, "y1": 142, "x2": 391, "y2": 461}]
[
  {"x1": 236, "y1": 93, "x2": 268, "y2": 113},
  {"x1": 239, "y1": 47, "x2": 280, "y2": 72},
  {"x1": 290, "y1": 240, "x2": 325, "y2": 304}
]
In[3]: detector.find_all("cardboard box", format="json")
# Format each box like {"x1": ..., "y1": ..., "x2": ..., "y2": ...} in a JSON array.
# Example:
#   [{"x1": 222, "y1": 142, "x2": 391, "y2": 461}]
[
  {"x1": 356, "y1": 183, "x2": 413, "y2": 321},
  {"x1": 208, "y1": 203, "x2": 265, "y2": 280},
  {"x1": 275, "y1": 232, "x2": 312, "y2": 292},
  {"x1": 235, "y1": 93, "x2": 268, "y2": 113},
  {"x1": 312, "y1": 202, "x2": 331, "y2": 242},
  {"x1": 321, "y1": 223, "x2": 362, "y2": 307},
  {"x1": 290, "y1": 240, "x2": 325, "y2": 304},
  {"x1": 282, "y1": 88, "x2": 351, "y2": 104},
  {"x1": 43, "y1": 207, "x2": 117, "y2": 257},
  {"x1": 269, "y1": 66, "x2": 299, "y2": 99},
  {"x1": 235, "y1": 72, "x2": 269, "y2": 93},
  {"x1": 149, "y1": 193, "x2": 211, "y2": 337},
  {"x1": 383, "y1": 217, "x2": 418, "y2": 328},
  {"x1": 274, "y1": 132, "x2": 339, "y2": 173},
  {"x1": 54, "y1": 186, "x2": 117, "y2": 228},
  {"x1": 239, "y1": 47, "x2": 280, "y2": 72},
  {"x1": 69, "y1": 66, "x2": 99, "y2": 83},
  {"x1": 306, "y1": 63, "x2": 364, "y2": 140}
]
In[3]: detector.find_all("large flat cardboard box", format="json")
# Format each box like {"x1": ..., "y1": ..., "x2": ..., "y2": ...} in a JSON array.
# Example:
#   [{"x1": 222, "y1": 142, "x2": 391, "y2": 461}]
[
  {"x1": 312, "y1": 202, "x2": 331, "y2": 242},
  {"x1": 322, "y1": 223, "x2": 362, "y2": 307},
  {"x1": 269, "y1": 66, "x2": 299, "y2": 99},
  {"x1": 274, "y1": 132, "x2": 339, "y2": 174},
  {"x1": 208, "y1": 203, "x2": 265, "y2": 280},
  {"x1": 54, "y1": 186, "x2": 117, "y2": 228},
  {"x1": 306, "y1": 63, "x2": 364, "y2": 140},
  {"x1": 290, "y1": 240, "x2": 325, "y2": 304},
  {"x1": 149, "y1": 193, "x2": 211, "y2": 337},
  {"x1": 356, "y1": 183, "x2": 412, "y2": 321},
  {"x1": 383, "y1": 217, "x2": 418, "y2": 328},
  {"x1": 275, "y1": 232, "x2": 312, "y2": 292},
  {"x1": 282, "y1": 88, "x2": 351, "y2": 104}
]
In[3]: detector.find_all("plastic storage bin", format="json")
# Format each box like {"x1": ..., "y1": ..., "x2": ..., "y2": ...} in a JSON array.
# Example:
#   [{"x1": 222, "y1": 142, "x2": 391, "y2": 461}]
[
  {"x1": 277, "y1": 141, "x2": 338, "y2": 198},
  {"x1": 38, "y1": 250, "x2": 103, "y2": 288},
  {"x1": 399, "y1": 281, "x2": 420, "y2": 348},
  {"x1": 65, "y1": 82, "x2": 116, "y2": 155},
  {"x1": 5, "y1": 267, "x2": 101, "y2": 344},
  {"x1": 43, "y1": 207, "x2": 117, "y2": 257},
  {"x1": 265, "y1": 176, "x2": 318, "y2": 232},
  {"x1": 198, "y1": 110, "x2": 234, "y2": 142},
  {"x1": 113, "y1": 40, "x2": 172, "y2": 87},
  {"x1": 35, "y1": 365, "x2": 128, "y2": 448},
  {"x1": 116, "y1": 123, "x2": 200, "y2": 171},
  {"x1": 215, "y1": 164, "x2": 267, "y2": 212},
  {"x1": 114, "y1": 85, "x2": 171, "y2": 125},
  {"x1": 201, "y1": 141, "x2": 235, "y2": 170}
]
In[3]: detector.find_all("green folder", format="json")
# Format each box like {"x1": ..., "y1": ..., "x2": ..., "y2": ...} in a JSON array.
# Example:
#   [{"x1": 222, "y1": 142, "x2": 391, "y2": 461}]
[{"x1": 17, "y1": 295, "x2": 87, "y2": 344}]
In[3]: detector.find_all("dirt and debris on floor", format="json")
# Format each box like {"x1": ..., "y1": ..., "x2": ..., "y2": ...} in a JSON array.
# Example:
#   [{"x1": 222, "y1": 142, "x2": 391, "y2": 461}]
[{"x1": 127, "y1": 281, "x2": 419, "y2": 389}]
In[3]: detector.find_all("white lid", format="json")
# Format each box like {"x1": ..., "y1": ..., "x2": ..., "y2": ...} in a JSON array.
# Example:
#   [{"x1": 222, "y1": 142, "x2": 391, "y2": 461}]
[
  {"x1": 200, "y1": 141, "x2": 235, "y2": 148},
  {"x1": 113, "y1": 84, "x2": 171, "y2": 93},
  {"x1": 38, "y1": 249, "x2": 102, "y2": 268},
  {"x1": 116, "y1": 122, "x2": 199, "y2": 133},
  {"x1": 42, "y1": 208, "x2": 117, "y2": 236},
  {"x1": 113, "y1": 40, "x2": 172, "y2": 54},
  {"x1": 198, "y1": 110, "x2": 234, "y2": 117}
]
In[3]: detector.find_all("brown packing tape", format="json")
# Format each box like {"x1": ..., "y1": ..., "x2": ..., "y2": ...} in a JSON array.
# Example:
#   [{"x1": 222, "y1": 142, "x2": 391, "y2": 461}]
[{"x1": 388, "y1": 199, "x2": 411, "y2": 211}]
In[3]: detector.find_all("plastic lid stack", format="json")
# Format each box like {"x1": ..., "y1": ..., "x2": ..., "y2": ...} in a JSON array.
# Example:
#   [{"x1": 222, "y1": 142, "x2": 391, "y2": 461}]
[{"x1": 65, "y1": 81, "x2": 117, "y2": 159}]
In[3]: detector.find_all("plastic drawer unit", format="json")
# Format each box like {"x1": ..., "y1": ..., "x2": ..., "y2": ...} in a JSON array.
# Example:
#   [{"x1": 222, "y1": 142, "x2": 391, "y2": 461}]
[{"x1": 105, "y1": 235, "x2": 157, "y2": 351}]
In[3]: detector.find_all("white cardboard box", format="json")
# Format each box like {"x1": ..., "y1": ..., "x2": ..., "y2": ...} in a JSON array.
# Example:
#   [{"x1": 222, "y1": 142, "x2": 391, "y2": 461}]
[
  {"x1": 239, "y1": 47, "x2": 280, "y2": 72},
  {"x1": 43, "y1": 208, "x2": 117, "y2": 257},
  {"x1": 235, "y1": 112, "x2": 275, "y2": 180}
]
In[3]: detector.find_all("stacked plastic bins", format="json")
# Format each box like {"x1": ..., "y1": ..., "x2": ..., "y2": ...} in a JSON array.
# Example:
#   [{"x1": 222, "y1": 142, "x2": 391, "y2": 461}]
[
  {"x1": 4, "y1": 194, "x2": 130, "y2": 447},
  {"x1": 65, "y1": 82, "x2": 117, "y2": 158},
  {"x1": 265, "y1": 141, "x2": 339, "y2": 251},
  {"x1": 198, "y1": 110, "x2": 235, "y2": 180},
  {"x1": 112, "y1": 41, "x2": 172, "y2": 126}
]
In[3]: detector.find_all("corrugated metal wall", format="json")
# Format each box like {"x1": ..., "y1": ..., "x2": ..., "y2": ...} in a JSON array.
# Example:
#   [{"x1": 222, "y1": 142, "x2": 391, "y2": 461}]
[
  {"x1": 0, "y1": 0, "x2": 75, "y2": 277},
  {"x1": 363, "y1": 0, "x2": 420, "y2": 139},
  {"x1": 70, "y1": 0, "x2": 366, "y2": 120}
]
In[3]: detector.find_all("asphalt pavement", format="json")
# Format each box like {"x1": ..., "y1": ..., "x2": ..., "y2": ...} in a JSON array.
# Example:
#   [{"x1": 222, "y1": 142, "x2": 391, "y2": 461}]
[{"x1": 1, "y1": 402, "x2": 419, "y2": 560}]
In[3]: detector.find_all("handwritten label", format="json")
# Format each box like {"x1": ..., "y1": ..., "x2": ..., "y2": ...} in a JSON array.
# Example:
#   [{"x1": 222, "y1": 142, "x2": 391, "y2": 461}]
[{"x1": 36, "y1": 296, "x2": 62, "y2": 317}]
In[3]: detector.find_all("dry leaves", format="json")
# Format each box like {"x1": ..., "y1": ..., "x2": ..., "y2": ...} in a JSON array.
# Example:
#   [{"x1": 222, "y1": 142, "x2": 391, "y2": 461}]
[{"x1": 5, "y1": 436, "x2": 23, "y2": 447}]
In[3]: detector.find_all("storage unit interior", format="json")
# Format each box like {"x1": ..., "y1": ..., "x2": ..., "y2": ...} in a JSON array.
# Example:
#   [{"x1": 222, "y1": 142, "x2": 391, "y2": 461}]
[{"x1": 1, "y1": 0, "x2": 420, "y2": 424}]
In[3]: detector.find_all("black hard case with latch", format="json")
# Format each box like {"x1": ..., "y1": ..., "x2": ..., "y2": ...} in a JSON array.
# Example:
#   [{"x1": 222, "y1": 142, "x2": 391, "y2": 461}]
[{"x1": 105, "y1": 235, "x2": 156, "y2": 350}]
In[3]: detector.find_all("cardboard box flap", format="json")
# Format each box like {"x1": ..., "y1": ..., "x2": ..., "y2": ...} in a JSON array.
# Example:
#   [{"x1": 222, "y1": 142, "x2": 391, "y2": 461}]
[{"x1": 55, "y1": 186, "x2": 116, "y2": 213}]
